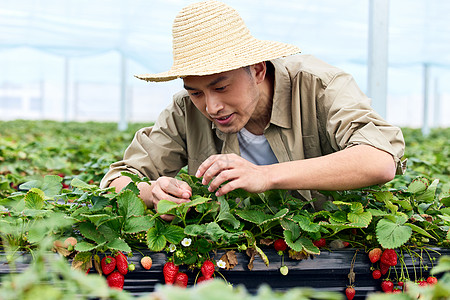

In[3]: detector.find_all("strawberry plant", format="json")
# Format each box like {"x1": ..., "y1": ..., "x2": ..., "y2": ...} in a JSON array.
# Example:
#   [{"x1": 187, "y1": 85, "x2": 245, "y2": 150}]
[{"x1": 1, "y1": 121, "x2": 449, "y2": 297}]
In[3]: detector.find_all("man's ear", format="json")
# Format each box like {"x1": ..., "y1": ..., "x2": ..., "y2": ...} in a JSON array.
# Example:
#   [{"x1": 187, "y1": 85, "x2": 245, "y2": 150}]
[{"x1": 251, "y1": 62, "x2": 266, "y2": 84}]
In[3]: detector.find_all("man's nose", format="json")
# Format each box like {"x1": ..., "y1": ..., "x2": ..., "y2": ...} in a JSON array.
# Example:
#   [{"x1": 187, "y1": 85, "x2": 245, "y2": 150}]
[{"x1": 205, "y1": 94, "x2": 224, "y2": 116}]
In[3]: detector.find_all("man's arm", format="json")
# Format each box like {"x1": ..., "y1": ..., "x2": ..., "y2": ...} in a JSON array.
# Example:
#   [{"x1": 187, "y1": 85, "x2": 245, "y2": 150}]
[
  {"x1": 266, "y1": 144, "x2": 396, "y2": 191},
  {"x1": 196, "y1": 145, "x2": 396, "y2": 196}
]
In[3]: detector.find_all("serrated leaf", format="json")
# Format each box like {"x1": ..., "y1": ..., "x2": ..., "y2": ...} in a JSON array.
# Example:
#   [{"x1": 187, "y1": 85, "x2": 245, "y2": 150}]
[
  {"x1": 90, "y1": 196, "x2": 110, "y2": 211},
  {"x1": 236, "y1": 208, "x2": 288, "y2": 225},
  {"x1": 372, "y1": 191, "x2": 395, "y2": 202},
  {"x1": 293, "y1": 215, "x2": 320, "y2": 232},
  {"x1": 106, "y1": 239, "x2": 131, "y2": 252},
  {"x1": 281, "y1": 219, "x2": 301, "y2": 241},
  {"x1": 117, "y1": 189, "x2": 146, "y2": 219},
  {"x1": 75, "y1": 241, "x2": 103, "y2": 252},
  {"x1": 123, "y1": 215, "x2": 153, "y2": 233},
  {"x1": 330, "y1": 211, "x2": 347, "y2": 223},
  {"x1": 350, "y1": 202, "x2": 364, "y2": 214},
  {"x1": 376, "y1": 217, "x2": 412, "y2": 248},
  {"x1": 163, "y1": 225, "x2": 185, "y2": 244},
  {"x1": 298, "y1": 237, "x2": 320, "y2": 255},
  {"x1": 407, "y1": 177, "x2": 429, "y2": 194},
  {"x1": 24, "y1": 189, "x2": 44, "y2": 210},
  {"x1": 71, "y1": 178, "x2": 96, "y2": 190},
  {"x1": 283, "y1": 230, "x2": 303, "y2": 252},
  {"x1": 184, "y1": 224, "x2": 206, "y2": 236},
  {"x1": 156, "y1": 199, "x2": 179, "y2": 215},
  {"x1": 217, "y1": 197, "x2": 240, "y2": 229},
  {"x1": 416, "y1": 179, "x2": 439, "y2": 203},
  {"x1": 78, "y1": 222, "x2": 106, "y2": 244},
  {"x1": 347, "y1": 211, "x2": 372, "y2": 227},
  {"x1": 206, "y1": 222, "x2": 226, "y2": 242},
  {"x1": 391, "y1": 199, "x2": 413, "y2": 211},
  {"x1": 19, "y1": 175, "x2": 62, "y2": 198},
  {"x1": 146, "y1": 227, "x2": 166, "y2": 252}
]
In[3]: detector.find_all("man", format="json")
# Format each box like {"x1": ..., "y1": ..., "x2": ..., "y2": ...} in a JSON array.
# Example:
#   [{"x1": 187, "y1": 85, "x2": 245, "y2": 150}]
[{"x1": 100, "y1": 1, "x2": 405, "y2": 219}]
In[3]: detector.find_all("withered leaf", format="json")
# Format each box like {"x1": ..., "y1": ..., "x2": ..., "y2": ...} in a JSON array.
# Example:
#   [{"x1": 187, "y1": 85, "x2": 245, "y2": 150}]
[
  {"x1": 259, "y1": 238, "x2": 274, "y2": 246},
  {"x1": 219, "y1": 250, "x2": 238, "y2": 270},
  {"x1": 246, "y1": 248, "x2": 257, "y2": 271}
]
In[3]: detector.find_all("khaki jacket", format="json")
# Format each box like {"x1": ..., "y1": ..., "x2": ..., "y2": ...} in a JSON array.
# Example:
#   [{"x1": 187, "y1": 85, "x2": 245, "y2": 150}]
[{"x1": 101, "y1": 55, "x2": 406, "y2": 207}]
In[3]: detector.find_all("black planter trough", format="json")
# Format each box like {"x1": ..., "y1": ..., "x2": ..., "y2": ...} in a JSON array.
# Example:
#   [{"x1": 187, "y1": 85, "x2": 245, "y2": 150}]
[{"x1": 1, "y1": 248, "x2": 447, "y2": 299}]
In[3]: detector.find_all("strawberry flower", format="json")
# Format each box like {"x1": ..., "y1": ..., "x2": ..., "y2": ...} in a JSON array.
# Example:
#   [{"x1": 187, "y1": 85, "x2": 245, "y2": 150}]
[
  {"x1": 181, "y1": 238, "x2": 192, "y2": 247},
  {"x1": 168, "y1": 243, "x2": 177, "y2": 252},
  {"x1": 217, "y1": 259, "x2": 226, "y2": 269}
]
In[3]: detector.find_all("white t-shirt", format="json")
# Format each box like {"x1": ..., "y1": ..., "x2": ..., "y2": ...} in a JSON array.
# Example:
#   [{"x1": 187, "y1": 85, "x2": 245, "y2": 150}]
[{"x1": 237, "y1": 127, "x2": 278, "y2": 165}]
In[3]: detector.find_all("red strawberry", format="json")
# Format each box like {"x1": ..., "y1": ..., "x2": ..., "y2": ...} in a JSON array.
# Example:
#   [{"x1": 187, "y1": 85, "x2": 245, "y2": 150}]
[
  {"x1": 197, "y1": 275, "x2": 212, "y2": 284},
  {"x1": 163, "y1": 262, "x2": 179, "y2": 285},
  {"x1": 106, "y1": 271, "x2": 124, "y2": 290},
  {"x1": 418, "y1": 280, "x2": 428, "y2": 287},
  {"x1": 115, "y1": 251, "x2": 128, "y2": 275},
  {"x1": 381, "y1": 280, "x2": 394, "y2": 293},
  {"x1": 140, "y1": 256, "x2": 153, "y2": 270},
  {"x1": 174, "y1": 272, "x2": 188, "y2": 288},
  {"x1": 368, "y1": 248, "x2": 382, "y2": 263},
  {"x1": 313, "y1": 238, "x2": 326, "y2": 248},
  {"x1": 372, "y1": 269, "x2": 382, "y2": 279},
  {"x1": 342, "y1": 241, "x2": 350, "y2": 247},
  {"x1": 345, "y1": 286, "x2": 355, "y2": 300},
  {"x1": 380, "y1": 261, "x2": 390, "y2": 275},
  {"x1": 101, "y1": 256, "x2": 116, "y2": 275},
  {"x1": 392, "y1": 288, "x2": 402, "y2": 293},
  {"x1": 426, "y1": 276, "x2": 437, "y2": 285},
  {"x1": 398, "y1": 281, "x2": 404, "y2": 287},
  {"x1": 201, "y1": 260, "x2": 215, "y2": 279},
  {"x1": 274, "y1": 239, "x2": 288, "y2": 252},
  {"x1": 380, "y1": 249, "x2": 398, "y2": 266}
]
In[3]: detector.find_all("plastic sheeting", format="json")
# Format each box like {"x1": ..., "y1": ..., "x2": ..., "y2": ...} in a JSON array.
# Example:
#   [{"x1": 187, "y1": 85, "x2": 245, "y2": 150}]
[{"x1": 0, "y1": 0, "x2": 449, "y2": 126}]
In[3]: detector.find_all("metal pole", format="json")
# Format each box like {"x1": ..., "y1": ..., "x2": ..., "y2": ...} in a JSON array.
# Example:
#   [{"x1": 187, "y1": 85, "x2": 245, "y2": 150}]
[
  {"x1": 367, "y1": 0, "x2": 389, "y2": 119},
  {"x1": 433, "y1": 78, "x2": 440, "y2": 128},
  {"x1": 118, "y1": 52, "x2": 128, "y2": 131},
  {"x1": 422, "y1": 63, "x2": 430, "y2": 136},
  {"x1": 64, "y1": 56, "x2": 69, "y2": 122}
]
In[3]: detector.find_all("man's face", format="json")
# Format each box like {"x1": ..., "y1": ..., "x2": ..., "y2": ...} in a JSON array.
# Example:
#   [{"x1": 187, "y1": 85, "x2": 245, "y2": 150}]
[{"x1": 183, "y1": 67, "x2": 261, "y2": 134}]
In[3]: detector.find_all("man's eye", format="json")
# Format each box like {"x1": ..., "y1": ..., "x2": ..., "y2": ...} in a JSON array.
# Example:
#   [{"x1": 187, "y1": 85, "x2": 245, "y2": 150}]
[
  {"x1": 215, "y1": 86, "x2": 227, "y2": 91},
  {"x1": 190, "y1": 92, "x2": 201, "y2": 97}
]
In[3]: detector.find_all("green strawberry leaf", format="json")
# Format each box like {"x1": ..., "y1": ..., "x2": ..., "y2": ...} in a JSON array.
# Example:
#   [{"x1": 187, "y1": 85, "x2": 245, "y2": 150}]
[
  {"x1": 155, "y1": 200, "x2": 179, "y2": 215},
  {"x1": 416, "y1": 179, "x2": 439, "y2": 203},
  {"x1": 117, "y1": 189, "x2": 146, "y2": 219},
  {"x1": 24, "y1": 189, "x2": 45, "y2": 210},
  {"x1": 376, "y1": 216, "x2": 412, "y2": 248},
  {"x1": 293, "y1": 215, "x2": 320, "y2": 233},
  {"x1": 162, "y1": 225, "x2": 185, "y2": 244},
  {"x1": 75, "y1": 241, "x2": 104, "y2": 252},
  {"x1": 347, "y1": 211, "x2": 372, "y2": 228},
  {"x1": 184, "y1": 224, "x2": 206, "y2": 236},
  {"x1": 236, "y1": 208, "x2": 288, "y2": 225},
  {"x1": 77, "y1": 222, "x2": 107, "y2": 244},
  {"x1": 90, "y1": 196, "x2": 110, "y2": 211},
  {"x1": 299, "y1": 237, "x2": 320, "y2": 255},
  {"x1": 146, "y1": 227, "x2": 167, "y2": 252},
  {"x1": 206, "y1": 222, "x2": 226, "y2": 242},
  {"x1": 19, "y1": 175, "x2": 62, "y2": 198},
  {"x1": 407, "y1": 177, "x2": 429, "y2": 194},
  {"x1": 106, "y1": 239, "x2": 131, "y2": 253},
  {"x1": 281, "y1": 219, "x2": 301, "y2": 241},
  {"x1": 123, "y1": 215, "x2": 153, "y2": 233}
]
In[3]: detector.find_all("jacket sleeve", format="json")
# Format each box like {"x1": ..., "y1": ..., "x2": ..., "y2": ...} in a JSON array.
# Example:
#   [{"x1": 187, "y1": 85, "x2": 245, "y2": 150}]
[
  {"x1": 318, "y1": 71, "x2": 406, "y2": 174},
  {"x1": 100, "y1": 95, "x2": 188, "y2": 188}
]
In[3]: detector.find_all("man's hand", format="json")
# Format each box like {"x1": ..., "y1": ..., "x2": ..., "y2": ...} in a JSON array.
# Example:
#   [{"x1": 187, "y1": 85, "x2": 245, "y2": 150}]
[
  {"x1": 150, "y1": 176, "x2": 192, "y2": 221},
  {"x1": 195, "y1": 153, "x2": 271, "y2": 197},
  {"x1": 109, "y1": 176, "x2": 191, "y2": 221}
]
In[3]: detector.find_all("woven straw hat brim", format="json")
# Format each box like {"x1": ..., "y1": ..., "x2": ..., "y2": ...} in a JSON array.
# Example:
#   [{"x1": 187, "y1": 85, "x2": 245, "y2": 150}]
[
  {"x1": 135, "y1": 0, "x2": 301, "y2": 82},
  {"x1": 136, "y1": 40, "x2": 300, "y2": 82}
]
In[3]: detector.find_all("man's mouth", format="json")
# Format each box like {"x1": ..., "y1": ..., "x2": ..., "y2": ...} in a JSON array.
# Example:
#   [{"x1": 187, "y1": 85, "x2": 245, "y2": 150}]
[{"x1": 214, "y1": 114, "x2": 233, "y2": 125}]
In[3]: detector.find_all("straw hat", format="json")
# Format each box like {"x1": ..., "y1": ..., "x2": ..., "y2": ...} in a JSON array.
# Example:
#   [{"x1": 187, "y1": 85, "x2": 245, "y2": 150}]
[{"x1": 136, "y1": 0, "x2": 301, "y2": 82}]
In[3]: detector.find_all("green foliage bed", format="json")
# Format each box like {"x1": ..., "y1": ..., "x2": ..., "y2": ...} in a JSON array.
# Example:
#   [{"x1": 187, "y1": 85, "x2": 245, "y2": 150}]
[{"x1": 0, "y1": 120, "x2": 449, "y2": 299}]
